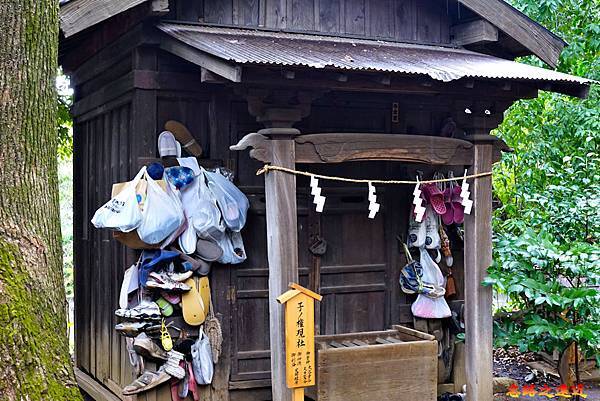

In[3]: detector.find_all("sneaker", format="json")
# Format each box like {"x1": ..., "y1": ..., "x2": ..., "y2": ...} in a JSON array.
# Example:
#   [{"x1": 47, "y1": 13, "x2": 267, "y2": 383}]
[
  {"x1": 133, "y1": 333, "x2": 168, "y2": 361},
  {"x1": 168, "y1": 270, "x2": 193, "y2": 282},
  {"x1": 115, "y1": 321, "x2": 161, "y2": 337},
  {"x1": 146, "y1": 272, "x2": 191, "y2": 292},
  {"x1": 164, "y1": 350, "x2": 186, "y2": 379},
  {"x1": 122, "y1": 366, "x2": 171, "y2": 395},
  {"x1": 115, "y1": 300, "x2": 161, "y2": 320}
]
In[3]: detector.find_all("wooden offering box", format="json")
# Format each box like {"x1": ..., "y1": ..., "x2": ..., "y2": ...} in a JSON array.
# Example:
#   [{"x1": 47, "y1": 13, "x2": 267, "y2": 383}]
[{"x1": 309, "y1": 326, "x2": 437, "y2": 401}]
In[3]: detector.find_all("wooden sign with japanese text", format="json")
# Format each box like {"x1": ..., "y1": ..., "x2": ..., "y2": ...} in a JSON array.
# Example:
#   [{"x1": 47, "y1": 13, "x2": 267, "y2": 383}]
[{"x1": 277, "y1": 283, "x2": 322, "y2": 390}]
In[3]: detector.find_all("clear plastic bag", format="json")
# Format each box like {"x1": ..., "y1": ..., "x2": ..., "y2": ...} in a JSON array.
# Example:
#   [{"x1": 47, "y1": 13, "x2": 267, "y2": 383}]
[
  {"x1": 205, "y1": 171, "x2": 249, "y2": 232},
  {"x1": 137, "y1": 173, "x2": 185, "y2": 244},
  {"x1": 191, "y1": 328, "x2": 214, "y2": 385},
  {"x1": 411, "y1": 248, "x2": 451, "y2": 319},
  {"x1": 192, "y1": 169, "x2": 226, "y2": 241},
  {"x1": 217, "y1": 231, "x2": 247, "y2": 265},
  {"x1": 91, "y1": 167, "x2": 145, "y2": 232},
  {"x1": 179, "y1": 216, "x2": 197, "y2": 254}
]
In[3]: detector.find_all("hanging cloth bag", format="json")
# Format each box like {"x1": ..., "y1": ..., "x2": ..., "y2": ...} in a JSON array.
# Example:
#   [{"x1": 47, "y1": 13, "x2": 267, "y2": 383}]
[
  {"x1": 191, "y1": 328, "x2": 214, "y2": 385},
  {"x1": 137, "y1": 172, "x2": 185, "y2": 244},
  {"x1": 91, "y1": 166, "x2": 146, "y2": 232}
]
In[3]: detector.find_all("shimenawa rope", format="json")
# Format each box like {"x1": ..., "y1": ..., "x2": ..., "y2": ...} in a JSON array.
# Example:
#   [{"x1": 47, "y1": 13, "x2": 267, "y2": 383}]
[{"x1": 256, "y1": 164, "x2": 492, "y2": 185}]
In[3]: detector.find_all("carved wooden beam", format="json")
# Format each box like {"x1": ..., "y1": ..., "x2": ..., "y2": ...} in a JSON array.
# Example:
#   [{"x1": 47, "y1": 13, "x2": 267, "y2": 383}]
[
  {"x1": 231, "y1": 133, "x2": 475, "y2": 166},
  {"x1": 295, "y1": 134, "x2": 474, "y2": 165}
]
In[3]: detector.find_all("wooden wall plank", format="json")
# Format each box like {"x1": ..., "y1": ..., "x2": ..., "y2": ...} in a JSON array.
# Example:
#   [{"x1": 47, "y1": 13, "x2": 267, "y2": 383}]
[
  {"x1": 234, "y1": 0, "x2": 260, "y2": 26},
  {"x1": 291, "y1": 0, "x2": 316, "y2": 31},
  {"x1": 318, "y1": 0, "x2": 341, "y2": 33},
  {"x1": 394, "y1": 0, "x2": 417, "y2": 41},
  {"x1": 204, "y1": 0, "x2": 234, "y2": 24},
  {"x1": 367, "y1": 0, "x2": 393, "y2": 38},
  {"x1": 343, "y1": 0, "x2": 366, "y2": 35},
  {"x1": 265, "y1": 0, "x2": 287, "y2": 28}
]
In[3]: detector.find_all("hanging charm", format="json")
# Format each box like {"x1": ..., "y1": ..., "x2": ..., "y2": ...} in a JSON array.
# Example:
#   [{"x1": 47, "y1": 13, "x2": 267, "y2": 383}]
[
  {"x1": 310, "y1": 175, "x2": 326, "y2": 213},
  {"x1": 412, "y1": 177, "x2": 426, "y2": 222},
  {"x1": 367, "y1": 182, "x2": 380, "y2": 219},
  {"x1": 460, "y1": 169, "x2": 473, "y2": 215}
]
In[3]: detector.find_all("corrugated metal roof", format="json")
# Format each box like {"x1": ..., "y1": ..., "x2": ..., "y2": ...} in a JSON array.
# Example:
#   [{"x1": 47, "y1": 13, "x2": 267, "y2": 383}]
[{"x1": 157, "y1": 23, "x2": 593, "y2": 86}]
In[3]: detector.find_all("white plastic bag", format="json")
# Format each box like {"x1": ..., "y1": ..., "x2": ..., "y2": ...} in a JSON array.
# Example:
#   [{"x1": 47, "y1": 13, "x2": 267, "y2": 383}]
[
  {"x1": 137, "y1": 173, "x2": 185, "y2": 244},
  {"x1": 205, "y1": 171, "x2": 249, "y2": 232},
  {"x1": 193, "y1": 169, "x2": 226, "y2": 241},
  {"x1": 191, "y1": 328, "x2": 214, "y2": 385},
  {"x1": 91, "y1": 167, "x2": 145, "y2": 232},
  {"x1": 411, "y1": 248, "x2": 451, "y2": 319}
]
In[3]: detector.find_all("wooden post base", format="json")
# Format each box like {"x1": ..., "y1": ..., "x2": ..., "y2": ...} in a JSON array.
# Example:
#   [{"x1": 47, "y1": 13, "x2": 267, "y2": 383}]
[{"x1": 292, "y1": 388, "x2": 304, "y2": 401}]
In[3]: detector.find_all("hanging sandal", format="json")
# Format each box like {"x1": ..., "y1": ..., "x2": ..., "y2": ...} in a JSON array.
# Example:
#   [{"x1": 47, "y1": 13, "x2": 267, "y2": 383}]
[
  {"x1": 122, "y1": 367, "x2": 171, "y2": 395},
  {"x1": 205, "y1": 297, "x2": 223, "y2": 363},
  {"x1": 161, "y1": 318, "x2": 173, "y2": 352},
  {"x1": 181, "y1": 277, "x2": 207, "y2": 326}
]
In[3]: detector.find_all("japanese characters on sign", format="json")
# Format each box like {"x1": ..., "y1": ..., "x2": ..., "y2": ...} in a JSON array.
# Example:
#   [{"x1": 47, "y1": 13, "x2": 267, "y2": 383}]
[{"x1": 277, "y1": 283, "x2": 322, "y2": 390}]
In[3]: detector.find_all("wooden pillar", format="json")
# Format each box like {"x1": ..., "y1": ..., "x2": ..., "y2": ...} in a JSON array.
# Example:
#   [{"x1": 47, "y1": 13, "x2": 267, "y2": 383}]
[
  {"x1": 262, "y1": 126, "x2": 301, "y2": 401},
  {"x1": 463, "y1": 135, "x2": 495, "y2": 401}
]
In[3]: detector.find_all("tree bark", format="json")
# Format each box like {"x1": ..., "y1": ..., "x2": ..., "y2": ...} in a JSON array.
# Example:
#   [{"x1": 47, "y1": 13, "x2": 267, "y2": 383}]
[{"x1": 0, "y1": 1, "x2": 82, "y2": 400}]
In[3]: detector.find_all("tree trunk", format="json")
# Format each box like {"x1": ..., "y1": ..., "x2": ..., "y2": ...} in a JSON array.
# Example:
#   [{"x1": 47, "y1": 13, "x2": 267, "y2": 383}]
[{"x1": 0, "y1": 1, "x2": 82, "y2": 400}]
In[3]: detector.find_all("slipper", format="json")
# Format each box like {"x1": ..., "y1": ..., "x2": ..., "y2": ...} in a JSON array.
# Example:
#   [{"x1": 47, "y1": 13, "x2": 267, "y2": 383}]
[
  {"x1": 119, "y1": 264, "x2": 139, "y2": 309},
  {"x1": 123, "y1": 367, "x2": 171, "y2": 395},
  {"x1": 161, "y1": 291, "x2": 181, "y2": 305},
  {"x1": 156, "y1": 297, "x2": 174, "y2": 317},
  {"x1": 165, "y1": 120, "x2": 203, "y2": 157},
  {"x1": 407, "y1": 207, "x2": 426, "y2": 248},
  {"x1": 441, "y1": 188, "x2": 454, "y2": 226},
  {"x1": 170, "y1": 379, "x2": 183, "y2": 401},
  {"x1": 187, "y1": 361, "x2": 200, "y2": 401},
  {"x1": 181, "y1": 278, "x2": 207, "y2": 326},
  {"x1": 424, "y1": 207, "x2": 441, "y2": 249},
  {"x1": 196, "y1": 238, "x2": 223, "y2": 262},
  {"x1": 158, "y1": 131, "x2": 179, "y2": 158},
  {"x1": 178, "y1": 362, "x2": 189, "y2": 399},
  {"x1": 421, "y1": 183, "x2": 447, "y2": 215},
  {"x1": 170, "y1": 247, "x2": 211, "y2": 275},
  {"x1": 451, "y1": 186, "x2": 465, "y2": 225},
  {"x1": 199, "y1": 277, "x2": 211, "y2": 318}
]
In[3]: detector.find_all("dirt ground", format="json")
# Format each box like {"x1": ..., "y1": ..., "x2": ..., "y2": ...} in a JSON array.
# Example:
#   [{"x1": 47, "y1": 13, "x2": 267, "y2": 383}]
[{"x1": 492, "y1": 348, "x2": 600, "y2": 400}]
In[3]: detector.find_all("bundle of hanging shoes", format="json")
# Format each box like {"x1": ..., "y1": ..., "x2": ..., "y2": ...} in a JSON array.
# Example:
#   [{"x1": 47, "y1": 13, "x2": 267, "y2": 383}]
[
  {"x1": 402, "y1": 172, "x2": 466, "y2": 319},
  {"x1": 115, "y1": 245, "x2": 223, "y2": 397}
]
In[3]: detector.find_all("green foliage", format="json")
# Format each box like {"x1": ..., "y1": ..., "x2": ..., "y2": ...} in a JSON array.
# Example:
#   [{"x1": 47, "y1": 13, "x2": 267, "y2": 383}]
[
  {"x1": 488, "y1": 0, "x2": 600, "y2": 361},
  {"x1": 56, "y1": 70, "x2": 73, "y2": 159}
]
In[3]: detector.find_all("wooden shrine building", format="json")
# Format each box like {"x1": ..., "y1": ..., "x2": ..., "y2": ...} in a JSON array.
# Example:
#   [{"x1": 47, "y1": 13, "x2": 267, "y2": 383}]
[{"x1": 59, "y1": 1, "x2": 593, "y2": 401}]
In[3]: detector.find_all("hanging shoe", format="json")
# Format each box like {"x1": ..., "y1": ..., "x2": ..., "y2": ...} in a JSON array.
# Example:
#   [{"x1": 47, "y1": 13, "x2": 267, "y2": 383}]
[
  {"x1": 122, "y1": 366, "x2": 171, "y2": 395},
  {"x1": 424, "y1": 206, "x2": 441, "y2": 249},
  {"x1": 146, "y1": 272, "x2": 191, "y2": 292},
  {"x1": 164, "y1": 350, "x2": 186, "y2": 379},
  {"x1": 167, "y1": 270, "x2": 193, "y2": 282},
  {"x1": 407, "y1": 207, "x2": 427, "y2": 248},
  {"x1": 133, "y1": 333, "x2": 168, "y2": 361},
  {"x1": 115, "y1": 321, "x2": 161, "y2": 337},
  {"x1": 161, "y1": 319, "x2": 174, "y2": 352},
  {"x1": 115, "y1": 300, "x2": 161, "y2": 321}
]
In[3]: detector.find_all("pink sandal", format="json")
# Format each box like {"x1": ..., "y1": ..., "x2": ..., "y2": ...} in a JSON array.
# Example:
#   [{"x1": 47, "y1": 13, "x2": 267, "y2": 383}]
[
  {"x1": 451, "y1": 186, "x2": 464, "y2": 224},
  {"x1": 422, "y1": 183, "x2": 447, "y2": 216},
  {"x1": 442, "y1": 188, "x2": 454, "y2": 225}
]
